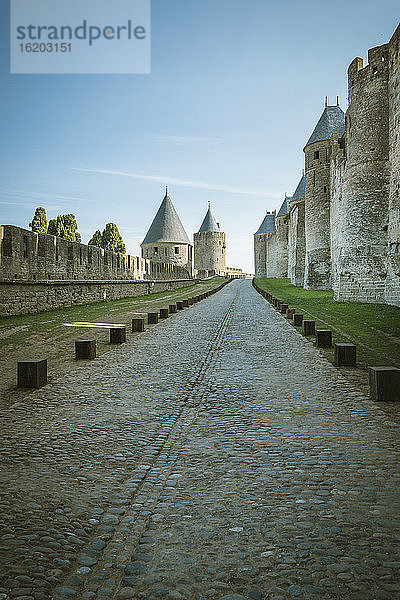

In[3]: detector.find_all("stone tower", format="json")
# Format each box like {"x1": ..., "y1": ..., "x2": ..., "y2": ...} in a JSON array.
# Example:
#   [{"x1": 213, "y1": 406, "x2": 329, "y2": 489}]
[
  {"x1": 254, "y1": 211, "x2": 275, "y2": 277},
  {"x1": 194, "y1": 204, "x2": 226, "y2": 276},
  {"x1": 332, "y1": 44, "x2": 391, "y2": 302},
  {"x1": 288, "y1": 173, "x2": 306, "y2": 286},
  {"x1": 141, "y1": 188, "x2": 192, "y2": 272},
  {"x1": 303, "y1": 101, "x2": 345, "y2": 289}
]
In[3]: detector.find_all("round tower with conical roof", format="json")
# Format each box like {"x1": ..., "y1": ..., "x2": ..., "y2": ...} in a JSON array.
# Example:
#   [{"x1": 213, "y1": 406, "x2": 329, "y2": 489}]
[
  {"x1": 194, "y1": 204, "x2": 226, "y2": 276},
  {"x1": 141, "y1": 188, "x2": 193, "y2": 271},
  {"x1": 303, "y1": 99, "x2": 345, "y2": 289}
]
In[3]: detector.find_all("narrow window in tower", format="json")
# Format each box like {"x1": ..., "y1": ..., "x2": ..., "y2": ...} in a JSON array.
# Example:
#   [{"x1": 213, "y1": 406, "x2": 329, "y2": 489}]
[
  {"x1": 314, "y1": 150, "x2": 319, "y2": 160},
  {"x1": 324, "y1": 186, "x2": 327, "y2": 193},
  {"x1": 175, "y1": 246, "x2": 179, "y2": 254},
  {"x1": 154, "y1": 247, "x2": 158, "y2": 255}
]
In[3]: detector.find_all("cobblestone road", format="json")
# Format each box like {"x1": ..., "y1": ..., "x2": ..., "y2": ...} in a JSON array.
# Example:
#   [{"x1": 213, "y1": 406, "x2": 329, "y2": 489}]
[{"x1": 1, "y1": 280, "x2": 400, "y2": 600}]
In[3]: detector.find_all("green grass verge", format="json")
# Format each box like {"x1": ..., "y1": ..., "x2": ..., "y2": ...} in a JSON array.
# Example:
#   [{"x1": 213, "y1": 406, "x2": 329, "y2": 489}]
[
  {"x1": 255, "y1": 277, "x2": 400, "y2": 368},
  {"x1": 0, "y1": 277, "x2": 228, "y2": 349}
]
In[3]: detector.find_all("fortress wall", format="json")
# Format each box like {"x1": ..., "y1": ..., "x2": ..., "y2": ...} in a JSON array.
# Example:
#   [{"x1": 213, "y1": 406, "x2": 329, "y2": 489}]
[
  {"x1": 0, "y1": 278, "x2": 194, "y2": 317},
  {"x1": 141, "y1": 242, "x2": 192, "y2": 272},
  {"x1": 0, "y1": 225, "x2": 194, "y2": 315},
  {"x1": 330, "y1": 135, "x2": 346, "y2": 297},
  {"x1": 385, "y1": 24, "x2": 400, "y2": 306},
  {"x1": 333, "y1": 44, "x2": 390, "y2": 303},
  {"x1": 194, "y1": 231, "x2": 226, "y2": 274},
  {"x1": 254, "y1": 234, "x2": 267, "y2": 277},
  {"x1": 0, "y1": 225, "x2": 191, "y2": 282},
  {"x1": 274, "y1": 217, "x2": 289, "y2": 277},
  {"x1": 288, "y1": 201, "x2": 305, "y2": 286},
  {"x1": 304, "y1": 139, "x2": 332, "y2": 289}
]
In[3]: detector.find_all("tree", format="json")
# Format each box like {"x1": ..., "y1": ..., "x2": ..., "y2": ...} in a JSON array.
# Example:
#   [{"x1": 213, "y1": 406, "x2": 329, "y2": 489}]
[
  {"x1": 102, "y1": 223, "x2": 126, "y2": 253},
  {"x1": 47, "y1": 214, "x2": 81, "y2": 242},
  {"x1": 29, "y1": 207, "x2": 47, "y2": 233},
  {"x1": 88, "y1": 223, "x2": 126, "y2": 253},
  {"x1": 88, "y1": 230, "x2": 103, "y2": 247}
]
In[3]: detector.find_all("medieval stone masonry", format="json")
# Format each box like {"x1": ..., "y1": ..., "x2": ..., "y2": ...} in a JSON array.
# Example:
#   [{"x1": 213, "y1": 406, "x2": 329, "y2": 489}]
[
  {"x1": 194, "y1": 204, "x2": 226, "y2": 277},
  {"x1": 254, "y1": 23, "x2": 400, "y2": 307}
]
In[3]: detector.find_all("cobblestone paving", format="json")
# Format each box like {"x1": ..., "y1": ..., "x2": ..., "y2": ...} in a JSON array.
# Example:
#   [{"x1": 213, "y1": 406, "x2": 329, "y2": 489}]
[{"x1": 1, "y1": 280, "x2": 399, "y2": 600}]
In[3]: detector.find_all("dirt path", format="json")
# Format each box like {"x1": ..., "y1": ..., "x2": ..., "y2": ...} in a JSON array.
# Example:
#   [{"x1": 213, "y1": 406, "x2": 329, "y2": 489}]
[{"x1": 0, "y1": 280, "x2": 225, "y2": 411}]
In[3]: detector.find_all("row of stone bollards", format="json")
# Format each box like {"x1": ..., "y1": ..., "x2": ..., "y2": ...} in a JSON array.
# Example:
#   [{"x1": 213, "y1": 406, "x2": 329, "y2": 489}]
[
  {"x1": 16, "y1": 281, "x2": 231, "y2": 391},
  {"x1": 252, "y1": 281, "x2": 400, "y2": 402}
]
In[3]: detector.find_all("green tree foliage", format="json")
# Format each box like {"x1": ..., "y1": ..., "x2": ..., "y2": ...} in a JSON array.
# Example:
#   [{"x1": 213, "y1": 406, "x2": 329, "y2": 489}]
[
  {"x1": 47, "y1": 214, "x2": 81, "y2": 242},
  {"x1": 29, "y1": 207, "x2": 47, "y2": 233},
  {"x1": 102, "y1": 223, "x2": 126, "y2": 253},
  {"x1": 88, "y1": 223, "x2": 126, "y2": 253},
  {"x1": 88, "y1": 230, "x2": 103, "y2": 247}
]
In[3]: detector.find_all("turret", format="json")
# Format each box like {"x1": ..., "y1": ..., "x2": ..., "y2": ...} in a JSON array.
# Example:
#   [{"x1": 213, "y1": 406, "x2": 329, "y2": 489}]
[
  {"x1": 303, "y1": 100, "x2": 345, "y2": 289},
  {"x1": 193, "y1": 204, "x2": 226, "y2": 276},
  {"x1": 141, "y1": 188, "x2": 192, "y2": 273}
]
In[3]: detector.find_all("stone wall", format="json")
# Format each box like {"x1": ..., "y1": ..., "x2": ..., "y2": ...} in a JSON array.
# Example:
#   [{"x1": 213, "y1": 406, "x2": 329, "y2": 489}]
[
  {"x1": 193, "y1": 231, "x2": 226, "y2": 275},
  {"x1": 332, "y1": 45, "x2": 390, "y2": 303},
  {"x1": 0, "y1": 278, "x2": 194, "y2": 317},
  {"x1": 304, "y1": 139, "x2": 332, "y2": 289},
  {"x1": 386, "y1": 24, "x2": 400, "y2": 305},
  {"x1": 288, "y1": 200, "x2": 305, "y2": 286},
  {"x1": 0, "y1": 225, "x2": 195, "y2": 316},
  {"x1": 0, "y1": 225, "x2": 191, "y2": 282},
  {"x1": 141, "y1": 241, "x2": 192, "y2": 273},
  {"x1": 254, "y1": 233, "x2": 267, "y2": 278}
]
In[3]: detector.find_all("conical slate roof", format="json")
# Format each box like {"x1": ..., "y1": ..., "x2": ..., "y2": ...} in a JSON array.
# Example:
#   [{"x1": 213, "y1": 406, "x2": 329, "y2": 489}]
[
  {"x1": 142, "y1": 191, "x2": 191, "y2": 245},
  {"x1": 277, "y1": 197, "x2": 289, "y2": 217},
  {"x1": 291, "y1": 174, "x2": 305, "y2": 201},
  {"x1": 198, "y1": 206, "x2": 220, "y2": 232},
  {"x1": 305, "y1": 106, "x2": 345, "y2": 147},
  {"x1": 255, "y1": 212, "x2": 275, "y2": 235}
]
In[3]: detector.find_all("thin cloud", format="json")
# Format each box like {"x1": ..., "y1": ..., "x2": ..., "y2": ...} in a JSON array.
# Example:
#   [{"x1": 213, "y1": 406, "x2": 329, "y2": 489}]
[
  {"x1": 142, "y1": 133, "x2": 224, "y2": 145},
  {"x1": 0, "y1": 188, "x2": 95, "y2": 204},
  {"x1": 72, "y1": 167, "x2": 281, "y2": 199}
]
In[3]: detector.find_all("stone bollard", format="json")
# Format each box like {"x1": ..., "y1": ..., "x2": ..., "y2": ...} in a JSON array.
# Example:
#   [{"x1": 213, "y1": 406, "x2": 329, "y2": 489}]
[
  {"x1": 110, "y1": 327, "x2": 126, "y2": 344},
  {"x1": 148, "y1": 312, "x2": 159, "y2": 324},
  {"x1": 160, "y1": 308, "x2": 169, "y2": 319},
  {"x1": 132, "y1": 318, "x2": 145, "y2": 332},
  {"x1": 369, "y1": 367, "x2": 400, "y2": 402},
  {"x1": 281, "y1": 304, "x2": 288, "y2": 315},
  {"x1": 316, "y1": 330, "x2": 332, "y2": 347},
  {"x1": 176, "y1": 301, "x2": 184, "y2": 310},
  {"x1": 182, "y1": 299, "x2": 189, "y2": 308},
  {"x1": 334, "y1": 343, "x2": 356, "y2": 366},
  {"x1": 276, "y1": 301, "x2": 282, "y2": 310},
  {"x1": 293, "y1": 313, "x2": 304, "y2": 326},
  {"x1": 302, "y1": 320, "x2": 316, "y2": 336},
  {"x1": 272, "y1": 298, "x2": 277, "y2": 306},
  {"x1": 188, "y1": 298, "x2": 194, "y2": 305},
  {"x1": 75, "y1": 339, "x2": 96, "y2": 360},
  {"x1": 169, "y1": 304, "x2": 177, "y2": 314},
  {"x1": 17, "y1": 359, "x2": 47, "y2": 388},
  {"x1": 286, "y1": 309, "x2": 295, "y2": 320}
]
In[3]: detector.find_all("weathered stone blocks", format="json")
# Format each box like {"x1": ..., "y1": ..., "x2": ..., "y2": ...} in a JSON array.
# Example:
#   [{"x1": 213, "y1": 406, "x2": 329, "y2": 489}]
[
  {"x1": 17, "y1": 359, "x2": 47, "y2": 388},
  {"x1": 159, "y1": 308, "x2": 169, "y2": 319},
  {"x1": 75, "y1": 339, "x2": 96, "y2": 359},
  {"x1": 148, "y1": 312, "x2": 159, "y2": 324},
  {"x1": 334, "y1": 343, "x2": 356, "y2": 366},
  {"x1": 132, "y1": 318, "x2": 145, "y2": 332},
  {"x1": 110, "y1": 327, "x2": 127, "y2": 344},
  {"x1": 293, "y1": 313, "x2": 304, "y2": 326},
  {"x1": 302, "y1": 320, "x2": 316, "y2": 335},
  {"x1": 369, "y1": 366, "x2": 400, "y2": 401},
  {"x1": 316, "y1": 330, "x2": 332, "y2": 347},
  {"x1": 169, "y1": 304, "x2": 177, "y2": 313}
]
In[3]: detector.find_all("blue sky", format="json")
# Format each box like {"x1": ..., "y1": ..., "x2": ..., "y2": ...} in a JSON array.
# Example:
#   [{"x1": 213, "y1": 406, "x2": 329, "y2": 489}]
[{"x1": 1, "y1": 1, "x2": 399, "y2": 272}]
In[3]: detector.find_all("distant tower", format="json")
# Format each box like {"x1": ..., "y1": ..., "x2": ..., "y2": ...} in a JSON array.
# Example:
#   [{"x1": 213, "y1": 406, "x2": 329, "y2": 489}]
[
  {"x1": 303, "y1": 102, "x2": 345, "y2": 289},
  {"x1": 141, "y1": 188, "x2": 192, "y2": 271},
  {"x1": 194, "y1": 204, "x2": 226, "y2": 276},
  {"x1": 254, "y1": 211, "x2": 275, "y2": 277}
]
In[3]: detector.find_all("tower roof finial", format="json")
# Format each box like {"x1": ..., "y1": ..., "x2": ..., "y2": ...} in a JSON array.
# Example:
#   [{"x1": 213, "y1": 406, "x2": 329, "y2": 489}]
[
  {"x1": 208, "y1": 201, "x2": 211, "y2": 209},
  {"x1": 336, "y1": 95, "x2": 339, "y2": 106},
  {"x1": 165, "y1": 185, "x2": 168, "y2": 196},
  {"x1": 325, "y1": 96, "x2": 328, "y2": 107}
]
